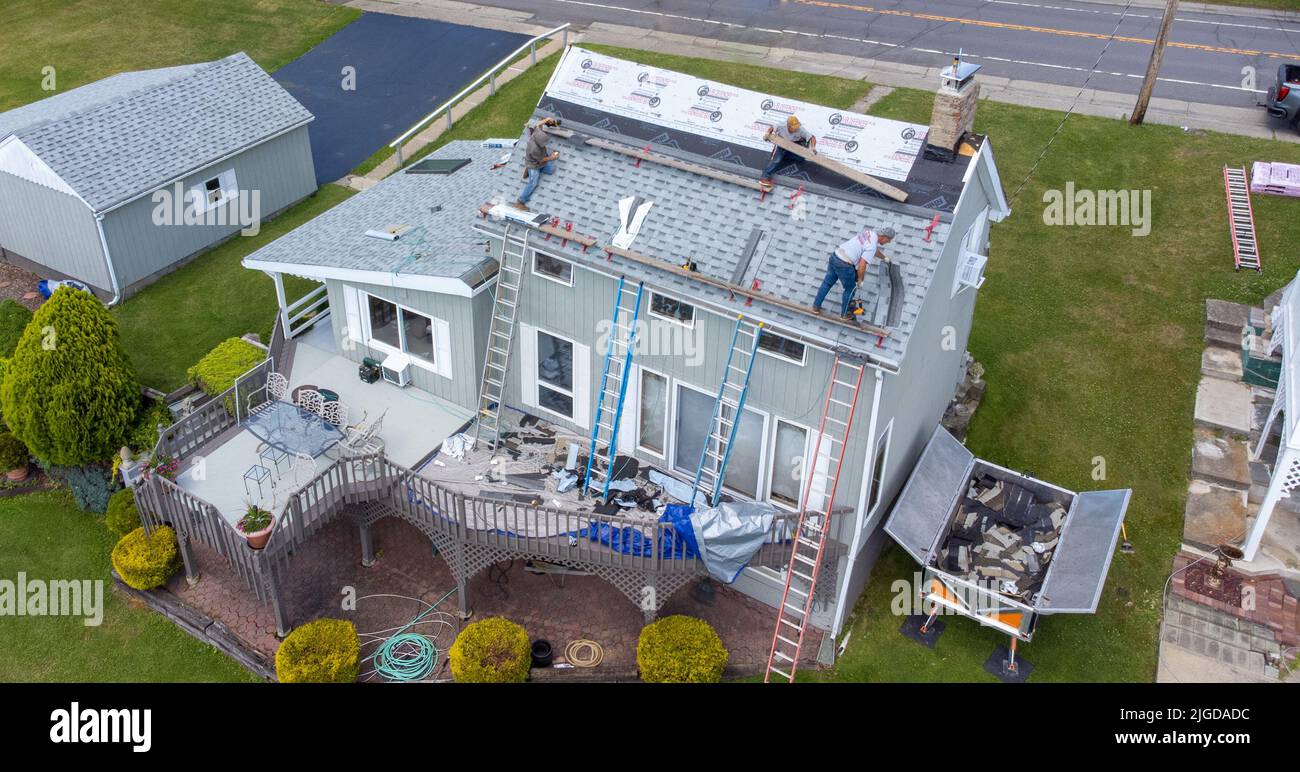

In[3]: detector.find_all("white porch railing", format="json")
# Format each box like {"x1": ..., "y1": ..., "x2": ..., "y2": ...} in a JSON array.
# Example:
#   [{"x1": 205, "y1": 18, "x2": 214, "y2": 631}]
[{"x1": 389, "y1": 23, "x2": 571, "y2": 168}]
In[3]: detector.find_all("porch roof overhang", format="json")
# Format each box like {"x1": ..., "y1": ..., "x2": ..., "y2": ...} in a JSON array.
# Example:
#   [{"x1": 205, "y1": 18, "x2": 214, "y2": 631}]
[{"x1": 243, "y1": 257, "x2": 480, "y2": 298}]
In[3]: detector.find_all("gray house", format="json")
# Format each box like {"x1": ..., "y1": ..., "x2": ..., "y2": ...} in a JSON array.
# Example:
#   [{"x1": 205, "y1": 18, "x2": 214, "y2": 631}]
[
  {"x1": 241, "y1": 49, "x2": 1009, "y2": 645},
  {"x1": 0, "y1": 52, "x2": 316, "y2": 301}
]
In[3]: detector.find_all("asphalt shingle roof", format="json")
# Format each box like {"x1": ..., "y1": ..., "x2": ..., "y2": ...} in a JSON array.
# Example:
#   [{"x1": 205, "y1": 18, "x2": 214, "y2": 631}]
[
  {"x1": 242, "y1": 142, "x2": 505, "y2": 286},
  {"x1": 480, "y1": 125, "x2": 951, "y2": 367},
  {"x1": 0, "y1": 52, "x2": 312, "y2": 211}
]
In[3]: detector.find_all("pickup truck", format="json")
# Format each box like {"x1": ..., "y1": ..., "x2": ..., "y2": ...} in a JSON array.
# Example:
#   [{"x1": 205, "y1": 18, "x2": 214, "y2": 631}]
[{"x1": 1265, "y1": 64, "x2": 1300, "y2": 127}]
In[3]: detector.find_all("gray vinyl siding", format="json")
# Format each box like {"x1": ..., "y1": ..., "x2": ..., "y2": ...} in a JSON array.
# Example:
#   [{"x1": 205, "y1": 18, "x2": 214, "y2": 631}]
[
  {"x1": 506, "y1": 245, "x2": 878, "y2": 549},
  {"x1": 101, "y1": 125, "x2": 316, "y2": 289},
  {"x1": 0, "y1": 171, "x2": 108, "y2": 289},
  {"x1": 324, "y1": 277, "x2": 485, "y2": 410}
]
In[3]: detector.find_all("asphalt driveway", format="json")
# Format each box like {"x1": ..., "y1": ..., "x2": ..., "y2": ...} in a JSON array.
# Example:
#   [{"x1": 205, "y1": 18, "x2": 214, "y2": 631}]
[{"x1": 274, "y1": 12, "x2": 528, "y2": 184}]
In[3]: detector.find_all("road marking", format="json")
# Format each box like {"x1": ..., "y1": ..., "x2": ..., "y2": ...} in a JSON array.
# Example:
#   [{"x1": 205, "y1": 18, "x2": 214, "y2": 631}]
[
  {"x1": 793, "y1": 0, "x2": 1296, "y2": 60},
  {"x1": 547, "y1": 0, "x2": 1265, "y2": 93},
  {"x1": 987, "y1": 0, "x2": 1300, "y2": 35}
]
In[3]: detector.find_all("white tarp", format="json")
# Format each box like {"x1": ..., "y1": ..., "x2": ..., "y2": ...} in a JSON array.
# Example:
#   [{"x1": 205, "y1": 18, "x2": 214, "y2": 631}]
[
  {"x1": 543, "y1": 46, "x2": 928, "y2": 182},
  {"x1": 691, "y1": 501, "x2": 778, "y2": 583}
]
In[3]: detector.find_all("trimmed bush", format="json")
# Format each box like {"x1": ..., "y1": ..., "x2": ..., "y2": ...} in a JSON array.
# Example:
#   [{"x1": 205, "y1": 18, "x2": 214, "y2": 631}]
[
  {"x1": 449, "y1": 617, "x2": 531, "y2": 683},
  {"x1": 105, "y1": 488, "x2": 141, "y2": 537},
  {"x1": 111, "y1": 526, "x2": 181, "y2": 590},
  {"x1": 40, "y1": 462, "x2": 114, "y2": 513},
  {"x1": 0, "y1": 287, "x2": 140, "y2": 466},
  {"x1": 126, "y1": 399, "x2": 173, "y2": 453},
  {"x1": 0, "y1": 299, "x2": 33, "y2": 358},
  {"x1": 0, "y1": 432, "x2": 27, "y2": 472},
  {"x1": 276, "y1": 618, "x2": 361, "y2": 683},
  {"x1": 636, "y1": 615, "x2": 728, "y2": 683},
  {"x1": 187, "y1": 338, "x2": 264, "y2": 396}
]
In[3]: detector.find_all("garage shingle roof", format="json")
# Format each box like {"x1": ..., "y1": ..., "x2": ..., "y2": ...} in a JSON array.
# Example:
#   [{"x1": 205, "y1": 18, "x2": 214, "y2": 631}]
[{"x1": 0, "y1": 52, "x2": 312, "y2": 211}]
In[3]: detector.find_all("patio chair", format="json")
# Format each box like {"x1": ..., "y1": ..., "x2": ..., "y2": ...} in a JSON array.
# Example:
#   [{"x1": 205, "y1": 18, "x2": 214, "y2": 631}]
[
  {"x1": 322, "y1": 400, "x2": 349, "y2": 429},
  {"x1": 288, "y1": 451, "x2": 317, "y2": 487},
  {"x1": 245, "y1": 371, "x2": 289, "y2": 417},
  {"x1": 325, "y1": 409, "x2": 386, "y2": 460},
  {"x1": 296, "y1": 388, "x2": 324, "y2": 417}
]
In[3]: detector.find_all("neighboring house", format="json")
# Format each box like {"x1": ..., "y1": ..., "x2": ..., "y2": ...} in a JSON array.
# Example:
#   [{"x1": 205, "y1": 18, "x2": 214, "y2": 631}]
[
  {"x1": 240, "y1": 48, "x2": 1008, "y2": 640},
  {"x1": 0, "y1": 52, "x2": 316, "y2": 301}
]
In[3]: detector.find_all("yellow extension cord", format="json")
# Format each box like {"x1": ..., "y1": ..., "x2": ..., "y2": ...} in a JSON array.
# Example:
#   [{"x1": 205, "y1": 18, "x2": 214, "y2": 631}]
[{"x1": 564, "y1": 639, "x2": 603, "y2": 668}]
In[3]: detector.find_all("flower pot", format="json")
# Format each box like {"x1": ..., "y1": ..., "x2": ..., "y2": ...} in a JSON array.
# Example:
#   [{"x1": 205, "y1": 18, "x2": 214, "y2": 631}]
[
  {"x1": 6, "y1": 466, "x2": 28, "y2": 482},
  {"x1": 239, "y1": 518, "x2": 274, "y2": 550}
]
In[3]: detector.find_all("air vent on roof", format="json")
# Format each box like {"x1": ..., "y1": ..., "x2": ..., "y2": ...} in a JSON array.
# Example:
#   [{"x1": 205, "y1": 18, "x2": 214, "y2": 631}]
[{"x1": 405, "y1": 158, "x2": 471, "y2": 175}]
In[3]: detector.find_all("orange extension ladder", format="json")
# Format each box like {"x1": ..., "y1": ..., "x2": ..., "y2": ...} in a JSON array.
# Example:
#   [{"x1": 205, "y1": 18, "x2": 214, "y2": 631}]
[{"x1": 764, "y1": 355, "x2": 865, "y2": 682}]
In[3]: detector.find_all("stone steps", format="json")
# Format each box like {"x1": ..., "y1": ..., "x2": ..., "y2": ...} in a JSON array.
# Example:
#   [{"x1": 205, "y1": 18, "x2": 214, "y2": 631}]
[{"x1": 1162, "y1": 595, "x2": 1280, "y2": 679}]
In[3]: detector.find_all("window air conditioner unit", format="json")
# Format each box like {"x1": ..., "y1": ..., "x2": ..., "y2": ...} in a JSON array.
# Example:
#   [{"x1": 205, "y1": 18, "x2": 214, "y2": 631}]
[
  {"x1": 957, "y1": 250, "x2": 987, "y2": 291},
  {"x1": 381, "y1": 351, "x2": 412, "y2": 387}
]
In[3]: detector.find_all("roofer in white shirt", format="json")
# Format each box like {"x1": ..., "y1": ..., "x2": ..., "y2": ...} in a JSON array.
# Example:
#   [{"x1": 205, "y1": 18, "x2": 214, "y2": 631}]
[{"x1": 813, "y1": 226, "x2": 895, "y2": 324}]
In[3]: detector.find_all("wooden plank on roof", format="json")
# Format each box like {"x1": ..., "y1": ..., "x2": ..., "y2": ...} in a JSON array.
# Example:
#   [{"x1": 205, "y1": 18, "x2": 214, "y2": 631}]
[
  {"x1": 604, "y1": 244, "x2": 890, "y2": 337},
  {"x1": 584, "y1": 137, "x2": 768, "y2": 192},
  {"x1": 767, "y1": 135, "x2": 908, "y2": 202}
]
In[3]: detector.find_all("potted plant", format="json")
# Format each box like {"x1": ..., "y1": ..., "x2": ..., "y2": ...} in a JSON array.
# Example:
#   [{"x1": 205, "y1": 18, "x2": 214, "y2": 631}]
[
  {"x1": 236, "y1": 503, "x2": 274, "y2": 550},
  {"x1": 141, "y1": 453, "x2": 180, "y2": 484},
  {"x1": 0, "y1": 433, "x2": 29, "y2": 482}
]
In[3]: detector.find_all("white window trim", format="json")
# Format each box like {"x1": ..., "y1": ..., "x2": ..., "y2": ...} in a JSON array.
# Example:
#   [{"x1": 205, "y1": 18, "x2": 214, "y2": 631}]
[
  {"x1": 756, "y1": 330, "x2": 808, "y2": 367},
  {"x1": 531, "y1": 248, "x2": 574, "y2": 287},
  {"x1": 671, "y1": 380, "x2": 769, "y2": 501},
  {"x1": 648, "y1": 291, "x2": 696, "y2": 329},
  {"x1": 189, "y1": 168, "x2": 239, "y2": 214},
  {"x1": 633, "y1": 365, "x2": 670, "y2": 460},
  {"x1": 865, "y1": 420, "x2": 894, "y2": 517},
  {"x1": 356, "y1": 289, "x2": 452, "y2": 379},
  {"x1": 765, "y1": 417, "x2": 813, "y2": 512},
  {"x1": 529, "y1": 326, "x2": 590, "y2": 428}
]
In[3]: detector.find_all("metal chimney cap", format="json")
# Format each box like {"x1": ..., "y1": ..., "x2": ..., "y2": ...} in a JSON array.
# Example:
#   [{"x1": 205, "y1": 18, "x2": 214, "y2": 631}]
[{"x1": 941, "y1": 60, "x2": 981, "y2": 85}]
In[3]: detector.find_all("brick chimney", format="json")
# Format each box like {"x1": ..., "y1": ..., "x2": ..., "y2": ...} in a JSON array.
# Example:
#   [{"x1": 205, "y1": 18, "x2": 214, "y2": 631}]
[{"x1": 927, "y1": 53, "x2": 981, "y2": 152}]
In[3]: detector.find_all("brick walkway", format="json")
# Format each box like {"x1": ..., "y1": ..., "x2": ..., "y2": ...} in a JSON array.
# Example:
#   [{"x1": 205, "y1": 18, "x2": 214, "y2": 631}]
[{"x1": 167, "y1": 515, "x2": 821, "y2": 680}]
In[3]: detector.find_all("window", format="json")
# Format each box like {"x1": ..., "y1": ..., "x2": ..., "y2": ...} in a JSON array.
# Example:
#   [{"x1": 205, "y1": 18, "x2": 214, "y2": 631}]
[
  {"x1": 638, "y1": 369, "x2": 668, "y2": 456},
  {"x1": 533, "y1": 251, "x2": 573, "y2": 285},
  {"x1": 769, "y1": 420, "x2": 808, "y2": 508},
  {"x1": 357, "y1": 290, "x2": 447, "y2": 373},
  {"x1": 673, "y1": 384, "x2": 764, "y2": 499},
  {"x1": 866, "y1": 425, "x2": 892, "y2": 514},
  {"x1": 537, "y1": 331, "x2": 574, "y2": 418},
  {"x1": 189, "y1": 169, "x2": 238, "y2": 213},
  {"x1": 650, "y1": 293, "x2": 694, "y2": 326},
  {"x1": 757, "y1": 330, "x2": 806, "y2": 365}
]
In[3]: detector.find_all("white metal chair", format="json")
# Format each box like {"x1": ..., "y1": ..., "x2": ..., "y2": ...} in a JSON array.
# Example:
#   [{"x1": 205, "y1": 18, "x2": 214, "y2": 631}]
[
  {"x1": 322, "y1": 400, "x2": 349, "y2": 429},
  {"x1": 326, "y1": 409, "x2": 386, "y2": 459},
  {"x1": 288, "y1": 451, "x2": 317, "y2": 487},
  {"x1": 244, "y1": 371, "x2": 289, "y2": 417},
  {"x1": 296, "y1": 388, "x2": 323, "y2": 417}
]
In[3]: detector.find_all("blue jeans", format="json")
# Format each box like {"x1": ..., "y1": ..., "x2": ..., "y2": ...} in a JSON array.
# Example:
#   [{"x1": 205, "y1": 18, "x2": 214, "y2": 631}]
[
  {"x1": 519, "y1": 161, "x2": 555, "y2": 203},
  {"x1": 761, "y1": 147, "x2": 789, "y2": 180},
  {"x1": 813, "y1": 254, "x2": 857, "y2": 315}
]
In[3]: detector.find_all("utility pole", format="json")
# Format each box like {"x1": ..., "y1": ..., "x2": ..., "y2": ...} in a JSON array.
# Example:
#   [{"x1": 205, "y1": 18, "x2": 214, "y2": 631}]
[{"x1": 1130, "y1": 0, "x2": 1179, "y2": 125}]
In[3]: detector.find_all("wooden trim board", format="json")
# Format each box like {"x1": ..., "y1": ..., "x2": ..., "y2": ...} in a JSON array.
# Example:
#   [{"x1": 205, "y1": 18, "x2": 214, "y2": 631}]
[{"x1": 767, "y1": 135, "x2": 908, "y2": 202}]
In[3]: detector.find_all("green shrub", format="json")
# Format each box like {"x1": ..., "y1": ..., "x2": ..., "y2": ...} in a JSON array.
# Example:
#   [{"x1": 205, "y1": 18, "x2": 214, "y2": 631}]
[
  {"x1": 449, "y1": 617, "x2": 530, "y2": 683},
  {"x1": 0, "y1": 299, "x2": 33, "y2": 358},
  {"x1": 275, "y1": 618, "x2": 361, "y2": 683},
  {"x1": 636, "y1": 615, "x2": 728, "y2": 683},
  {"x1": 126, "y1": 399, "x2": 173, "y2": 453},
  {"x1": 40, "y1": 462, "x2": 114, "y2": 513},
  {"x1": 105, "y1": 488, "x2": 141, "y2": 536},
  {"x1": 0, "y1": 287, "x2": 140, "y2": 465},
  {"x1": 187, "y1": 338, "x2": 264, "y2": 396},
  {"x1": 111, "y1": 526, "x2": 181, "y2": 590},
  {"x1": 0, "y1": 432, "x2": 27, "y2": 471}
]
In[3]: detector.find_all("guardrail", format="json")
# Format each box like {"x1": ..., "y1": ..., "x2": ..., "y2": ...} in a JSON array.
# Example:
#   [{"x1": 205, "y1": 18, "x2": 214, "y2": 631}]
[
  {"x1": 388, "y1": 23, "x2": 571, "y2": 168},
  {"x1": 283, "y1": 284, "x2": 328, "y2": 340}
]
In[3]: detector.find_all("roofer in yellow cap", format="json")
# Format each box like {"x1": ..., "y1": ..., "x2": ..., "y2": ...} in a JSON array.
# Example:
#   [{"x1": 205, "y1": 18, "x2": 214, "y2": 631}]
[{"x1": 760, "y1": 115, "x2": 817, "y2": 190}]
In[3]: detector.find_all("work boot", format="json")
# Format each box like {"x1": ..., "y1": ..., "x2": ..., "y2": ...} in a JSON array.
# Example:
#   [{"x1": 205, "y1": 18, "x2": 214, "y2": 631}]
[
  {"x1": 513, "y1": 201, "x2": 530, "y2": 212},
  {"x1": 811, "y1": 306, "x2": 823, "y2": 316},
  {"x1": 840, "y1": 312, "x2": 860, "y2": 325},
  {"x1": 759, "y1": 178, "x2": 775, "y2": 191}
]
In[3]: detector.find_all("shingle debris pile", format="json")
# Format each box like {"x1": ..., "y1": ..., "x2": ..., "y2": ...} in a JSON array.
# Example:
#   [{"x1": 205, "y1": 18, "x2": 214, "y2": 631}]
[{"x1": 938, "y1": 473, "x2": 1069, "y2": 601}]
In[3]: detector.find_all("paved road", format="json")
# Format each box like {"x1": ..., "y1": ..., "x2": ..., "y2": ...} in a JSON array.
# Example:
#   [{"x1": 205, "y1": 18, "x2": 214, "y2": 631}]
[{"x1": 466, "y1": 0, "x2": 1300, "y2": 110}]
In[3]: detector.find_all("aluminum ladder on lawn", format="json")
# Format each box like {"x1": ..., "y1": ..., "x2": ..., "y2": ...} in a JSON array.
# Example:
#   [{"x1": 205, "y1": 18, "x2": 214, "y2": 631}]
[
  {"x1": 690, "y1": 316, "x2": 762, "y2": 507},
  {"x1": 1224, "y1": 166, "x2": 1261, "y2": 271},
  {"x1": 472, "y1": 221, "x2": 530, "y2": 452},
  {"x1": 583, "y1": 277, "x2": 645, "y2": 498},
  {"x1": 765, "y1": 355, "x2": 865, "y2": 683}
]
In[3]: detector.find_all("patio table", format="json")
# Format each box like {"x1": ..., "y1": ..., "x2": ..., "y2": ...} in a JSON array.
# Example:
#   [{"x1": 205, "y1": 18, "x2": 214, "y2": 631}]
[{"x1": 244, "y1": 400, "x2": 345, "y2": 458}]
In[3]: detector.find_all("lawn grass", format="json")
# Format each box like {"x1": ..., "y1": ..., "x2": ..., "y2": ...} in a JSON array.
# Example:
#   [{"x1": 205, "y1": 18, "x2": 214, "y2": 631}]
[
  {"x1": 0, "y1": 0, "x2": 359, "y2": 112},
  {"x1": 0, "y1": 492, "x2": 258, "y2": 682},
  {"x1": 114, "y1": 185, "x2": 355, "y2": 391}
]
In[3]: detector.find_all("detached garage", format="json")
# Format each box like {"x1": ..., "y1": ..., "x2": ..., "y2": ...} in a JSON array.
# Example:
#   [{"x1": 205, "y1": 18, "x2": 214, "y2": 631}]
[{"x1": 0, "y1": 52, "x2": 317, "y2": 302}]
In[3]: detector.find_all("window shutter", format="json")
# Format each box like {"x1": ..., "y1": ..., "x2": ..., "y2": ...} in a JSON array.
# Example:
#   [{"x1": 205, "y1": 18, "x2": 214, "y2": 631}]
[
  {"x1": 572, "y1": 341, "x2": 591, "y2": 430},
  {"x1": 806, "y1": 431, "x2": 834, "y2": 512},
  {"x1": 434, "y1": 316, "x2": 453, "y2": 380},
  {"x1": 617, "y1": 364, "x2": 639, "y2": 453},
  {"x1": 519, "y1": 323, "x2": 538, "y2": 409},
  {"x1": 342, "y1": 285, "x2": 362, "y2": 342},
  {"x1": 219, "y1": 168, "x2": 239, "y2": 199}
]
